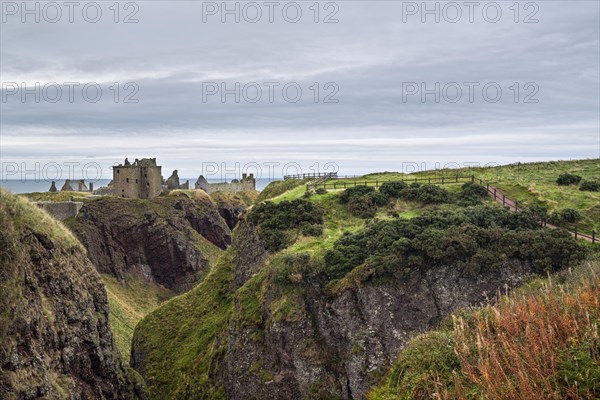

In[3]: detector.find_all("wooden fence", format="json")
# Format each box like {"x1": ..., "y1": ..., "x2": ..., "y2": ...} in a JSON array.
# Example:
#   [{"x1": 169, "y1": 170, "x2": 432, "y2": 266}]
[
  {"x1": 304, "y1": 174, "x2": 598, "y2": 244},
  {"x1": 284, "y1": 172, "x2": 338, "y2": 180},
  {"x1": 307, "y1": 174, "x2": 474, "y2": 190}
]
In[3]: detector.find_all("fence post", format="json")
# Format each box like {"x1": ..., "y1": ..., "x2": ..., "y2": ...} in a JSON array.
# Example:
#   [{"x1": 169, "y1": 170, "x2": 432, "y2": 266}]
[
  {"x1": 502, "y1": 194, "x2": 505, "y2": 206},
  {"x1": 515, "y1": 200, "x2": 518, "y2": 210},
  {"x1": 493, "y1": 188, "x2": 497, "y2": 200},
  {"x1": 376, "y1": 180, "x2": 378, "y2": 188},
  {"x1": 334, "y1": 182, "x2": 337, "y2": 189},
  {"x1": 455, "y1": 175, "x2": 458, "y2": 183},
  {"x1": 442, "y1": 176, "x2": 445, "y2": 184},
  {"x1": 428, "y1": 177, "x2": 431, "y2": 184},
  {"x1": 574, "y1": 224, "x2": 578, "y2": 239},
  {"x1": 471, "y1": 175, "x2": 475, "y2": 183},
  {"x1": 593, "y1": 231, "x2": 596, "y2": 244}
]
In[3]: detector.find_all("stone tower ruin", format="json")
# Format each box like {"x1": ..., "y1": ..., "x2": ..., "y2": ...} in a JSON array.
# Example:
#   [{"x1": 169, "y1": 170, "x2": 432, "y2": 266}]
[{"x1": 112, "y1": 158, "x2": 162, "y2": 199}]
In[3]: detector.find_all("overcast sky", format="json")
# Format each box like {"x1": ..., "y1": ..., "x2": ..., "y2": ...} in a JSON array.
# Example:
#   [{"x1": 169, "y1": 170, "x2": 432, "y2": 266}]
[{"x1": 1, "y1": 0, "x2": 599, "y2": 180}]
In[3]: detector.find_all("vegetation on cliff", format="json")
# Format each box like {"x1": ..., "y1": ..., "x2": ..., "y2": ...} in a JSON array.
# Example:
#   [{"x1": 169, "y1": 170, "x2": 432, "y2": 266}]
[
  {"x1": 0, "y1": 190, "x2": 146, "y2": 399},
  {"x1": 369, "y1": 258, "x2": 600, "y2": 400},
  {"x1": 131, "y1": 160, "x2": 593, "y2": 399}
]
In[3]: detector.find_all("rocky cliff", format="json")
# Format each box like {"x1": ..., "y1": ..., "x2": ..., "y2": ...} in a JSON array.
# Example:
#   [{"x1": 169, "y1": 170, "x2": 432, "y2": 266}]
[
  {"x1": 131, "y1": 195, "x2": 584, "y2": 400},
  {"x1": 67, "y1": 193, "x2": 232, "y2": 293},
  {"x1": 0, "y1": 190, "x2": 146, "y2": 400},
  {"x1": 224, "y1": 244, "x2": 533, "y2": 399}
]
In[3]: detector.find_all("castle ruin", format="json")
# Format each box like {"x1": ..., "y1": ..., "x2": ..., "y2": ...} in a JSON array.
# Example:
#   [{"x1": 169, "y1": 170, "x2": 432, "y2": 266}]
[
  {"x1": 195, "y1": 173, "x2": 256, "y2": 194},
  {"x1": 112, "y1": 158, "x2": 162, "y2": 199}
]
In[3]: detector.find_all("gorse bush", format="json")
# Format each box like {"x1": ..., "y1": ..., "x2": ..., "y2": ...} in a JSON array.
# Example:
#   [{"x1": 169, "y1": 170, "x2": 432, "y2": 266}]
[
  {"x1": 339, "y1": 185, "x2": 376, "y2": 204},
  {"x1": 249, "y1": 199, "x2": 324, "y2": 252},
  {"x1": 339, "y1": 186, "x2": 390, "y2": 218},
  {"x1": 379, "y1": 181, "x2": 408, "y2": 198},
  {"x1": 457, "y1": 182, "x2": 489, "y2": 205},
  {"x1": 579, "y1": 180, "x2": 600, "y2": 192},
  {"x1": 550, "y1": 208, "x2": 582, "y2": 225},
  {"x1": 338, "y1": 183, "x2": 457, "y2": 218},
  {"x1": 347, "y1": 195, "x2": 379, "y2": 219},
  {"x1": 557, "y1": 173, "x2": 582, "y2": 186},
  {"x1": 324, "y1": 205, "x2": 585, "y2": 281},
  {"x1": 315, "y1": 188, "x2": 328, "y2": 195}
]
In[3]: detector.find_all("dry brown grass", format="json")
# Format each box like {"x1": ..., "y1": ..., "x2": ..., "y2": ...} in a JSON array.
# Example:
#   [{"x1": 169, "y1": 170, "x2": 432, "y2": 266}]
[{"x1": 452, "y1": 269, "x2": 599, "y2": 400}]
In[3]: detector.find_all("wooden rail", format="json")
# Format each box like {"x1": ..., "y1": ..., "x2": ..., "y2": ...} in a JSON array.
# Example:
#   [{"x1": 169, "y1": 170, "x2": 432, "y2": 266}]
[{"x1": 306, "y1": 174, "x2": 597, "y2": 245}]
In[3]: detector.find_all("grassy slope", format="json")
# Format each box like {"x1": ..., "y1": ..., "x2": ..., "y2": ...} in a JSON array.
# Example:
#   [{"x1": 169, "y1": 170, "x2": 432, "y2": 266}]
[
  {"x1": 103, "y1": 274, "x2": 173, "y2": 361},
  {"x1": 132, "y1": 250, "x2": 236, "y2": 400},
  {"x1": 18, "y1": 191, "x2": 93, "y2": 202},
  {"x1": 470, "y1": 159, "x2": 600, "y2": 233},
  {"x1": 369, "y1": 257, "x2": 600, "y2": 400},
  {"x1": 319, "y1": 159, "x2": 599, "y2": 233},
  {"x1": 133, "y1": 160, "x2": 598, "y2": 398}
]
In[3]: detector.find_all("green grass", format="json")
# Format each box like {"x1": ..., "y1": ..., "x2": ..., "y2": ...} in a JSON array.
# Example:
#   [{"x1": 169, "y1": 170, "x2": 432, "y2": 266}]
[
  {"x1": 313, "y1": 159, "x2": 599, "y2": 234},
  {"x1": 1, "y1": 190, "x2": 82, "y2": 249},
  {"x1": 103, "y1": 274, "x2": 173, "y2": 361},
  {"x1": 470, "y1": 159, "x2": 600, "y2": 233},
  {"x1": 18, "y1": 191, "x2": 93, "y2": 202},
  {"x1": 132, "y1": 250, "x2": 236, "y2": 400},
  {"x1": 257, "y1": 179, "x2": 310, "y2": 202}
]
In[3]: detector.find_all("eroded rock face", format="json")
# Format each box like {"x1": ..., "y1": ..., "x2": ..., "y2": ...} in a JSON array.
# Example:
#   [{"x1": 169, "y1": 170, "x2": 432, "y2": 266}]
[
  {"x1": 68, "y1": 196, "x2": 232, "y2": 293},
  {"x1": 225, "y1": 260, "x2": 532, "y2": 400},
  {"x1": 232, "y1": 220, "x2": 267, "y2": 288},
  {"x1": 0, "y1": 193, "x2": 145, "y2": 400}
]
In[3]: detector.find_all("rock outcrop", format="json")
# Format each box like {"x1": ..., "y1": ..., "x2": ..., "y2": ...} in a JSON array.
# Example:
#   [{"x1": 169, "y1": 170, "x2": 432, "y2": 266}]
[
  {"x1": 131, "y1": 217, "x2": 535, "y2": 400},
  {"x1": 224, "y1": 258, "x2": 532, "y2": 399},
  {"x1": 68, "y1": 195, "x2": 232, "y2": 293},
  {"x1": 0, "y1": 190, "x2": 146, "y2": 400}
]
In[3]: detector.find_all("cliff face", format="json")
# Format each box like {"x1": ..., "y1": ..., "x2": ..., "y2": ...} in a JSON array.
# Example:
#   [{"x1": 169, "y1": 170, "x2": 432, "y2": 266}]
[
  {"x1": 68, "y1": 195, "x2": 232, "y2": 293},
  {"x1": 224, "y1": 257, "x2": 532, "y2": 400},
  {"x1": 130, "y1": 218, "x2": 535, "y2": 400},
  {"x1": 0, "y1": 191, "x2": 145, "y2": 400}
]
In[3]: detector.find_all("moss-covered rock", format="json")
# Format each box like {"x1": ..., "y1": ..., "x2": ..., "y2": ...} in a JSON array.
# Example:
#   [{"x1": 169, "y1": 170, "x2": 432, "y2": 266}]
[{"x1": 0, "y1": 190, "x2": 146, "y2": 399}]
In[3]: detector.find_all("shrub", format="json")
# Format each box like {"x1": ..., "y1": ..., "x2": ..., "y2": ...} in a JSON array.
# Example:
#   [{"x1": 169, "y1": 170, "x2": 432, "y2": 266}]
[
  {"x1": 300, "y1": 222, "x2": 323, "y2": 237},
  {"x1": 414, "y1": 184, "x2": 451, "y2": 204},
  {"x1": 303, "y1": 191, "x2": 313, "y2": 198},
  {"x1": 579, "y1": 180, "x2": 600, "y2": 192},
  {"x1": 562, "y1": 208, "x2": 581, "y2": 223},
  {"x1": 556, "y1": 173, "x2": 582, "y2": 186},
  {"x1": 338, "y1": 186, "x2": 390, "y2": 218},
  {"x1": 315, "y1": 188, "x2": 328, "y2": 195},
  {"x1": 338, "y1": 185, "x2": 374, "y2": 204},
  {"x1": 323, "y1": 205, "x2": 584, "y2": 281},
  {"x1": 458, "y1": 182, "x2": 488, "y2": 205},
  {"x1": 379, "y1": 181, "x2": 408, "y2": 198},
  {"x1": 249, "y1": 199, "x2": 324, "y2": 252},
  {"x1": 347, "y1": 195, "x2": 378, "y2": 219}
]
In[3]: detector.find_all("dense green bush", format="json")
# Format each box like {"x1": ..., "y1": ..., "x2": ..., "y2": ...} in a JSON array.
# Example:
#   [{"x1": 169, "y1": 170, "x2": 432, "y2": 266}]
[
  {"x1": 556, "y1": 173, "x2": 582, "y2": 186},
  {"x1": 549, "y1": 208, "x2": 582, "y2": 225},
  {"x1": 315, "y1": 188, "x2": 328, "y2": 195},
  {"x1": 338, "y1": 186, "x2": 390, "y2": 218},
  {"x1": 249, "y1": 199, "x2": 324, "y2": 252},
  {"x1": 338, "y1": 185, "x2": 375, "y2": 204},
  {"x1": 457, "y1": 182, "x2": 489, "y2": 205},
  {"x1": 579, "y1": 180, "x2": 600, "y2": 192},
  {"x1": 324, "y1": 205, "x2": 585, "y2": 281},
  {"x1": 347, "y1": 195, "x2": 378, "y2": 218},
  {"x1": 379, "y1": 181, "x2": 408, "y2": 198},
  {"x1": 399, "y1": 184, "x2": 452, "y2": 204}
]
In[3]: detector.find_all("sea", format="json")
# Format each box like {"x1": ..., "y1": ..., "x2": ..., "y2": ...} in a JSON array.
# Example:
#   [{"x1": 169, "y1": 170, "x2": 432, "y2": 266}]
[{"x1": 0, "y1": 178, "x2": 276, "y2": 194}]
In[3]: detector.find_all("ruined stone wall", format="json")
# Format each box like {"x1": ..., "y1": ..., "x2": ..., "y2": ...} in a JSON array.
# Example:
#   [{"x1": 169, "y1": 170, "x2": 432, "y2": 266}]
[
  {"x1": 113, "y1": 166, "x2": 141, "y2": 198},
  {"x1": 35, "y1": 201, "x2": 83, "y2": 221},
  {"x1": 141, "y1": 166, "x2": 162, "y2": 198},
  {"x1": 205, "y1": 180, "x2": 255, "y2": 194}
]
